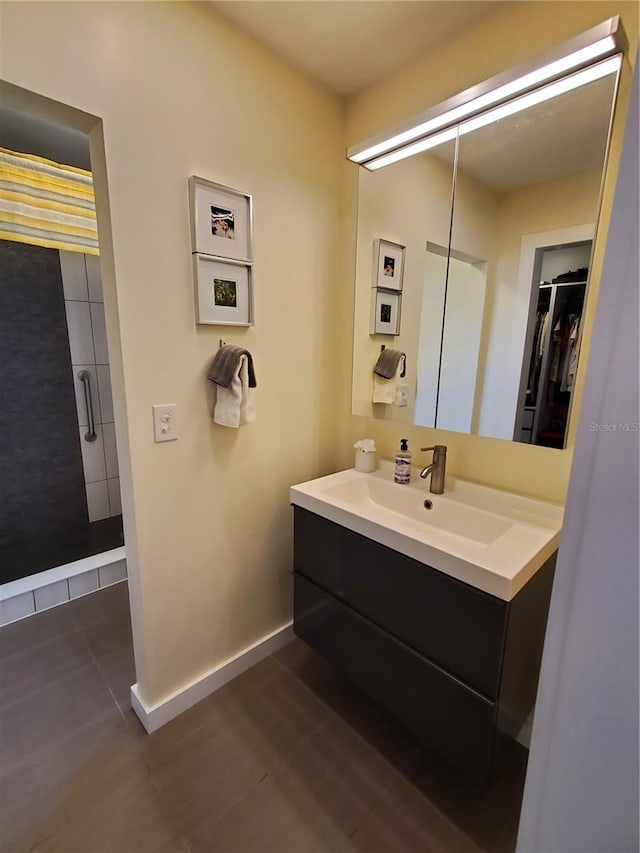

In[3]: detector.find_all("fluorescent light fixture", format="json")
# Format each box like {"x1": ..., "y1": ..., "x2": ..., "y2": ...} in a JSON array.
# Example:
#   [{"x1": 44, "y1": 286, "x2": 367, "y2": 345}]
[
  {"x1": 349, "y1": 17, "x2": 625, "y2": 169},
  {"x1": 458, "y1": 55, "x2": 621, "y2": 138},
  {"x1": 363, "y1": 53, "x2": 620, "y2": 171},
  {"x1": 367, "y1": 127, "x2": 458, "y2": 171}
]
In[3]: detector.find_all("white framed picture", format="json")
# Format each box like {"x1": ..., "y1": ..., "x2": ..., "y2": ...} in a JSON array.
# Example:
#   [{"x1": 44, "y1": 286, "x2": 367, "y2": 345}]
[
  {"x1": 373, "y1": 239, "x2": 405, "y2": 291},
  {"x1": 194, "y1": 254, "x2": 253, "y2": 326},
  {"x1": 189, "y1": 176, "x2": 252, "y2": 262},
  {"x1": 371, "y1": 289, "x2": 401, "y2": 335}
]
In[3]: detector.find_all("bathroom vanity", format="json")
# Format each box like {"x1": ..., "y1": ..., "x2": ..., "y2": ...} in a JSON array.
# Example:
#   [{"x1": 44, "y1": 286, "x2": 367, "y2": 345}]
[{"x1": 290, "y1": 464, "x2": 563, "y2": 780}]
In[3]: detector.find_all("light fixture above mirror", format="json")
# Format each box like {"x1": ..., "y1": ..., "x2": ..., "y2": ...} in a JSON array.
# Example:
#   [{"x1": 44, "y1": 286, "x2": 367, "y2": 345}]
[{"x1": 347, "y1": 16, "x2": 626, "y2": 171}]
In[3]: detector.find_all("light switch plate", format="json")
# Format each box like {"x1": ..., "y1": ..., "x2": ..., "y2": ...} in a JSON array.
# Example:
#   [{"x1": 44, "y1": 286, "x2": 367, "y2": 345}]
[
  {"x1": 396, "y1": 384, "x2": 409, "y2": 407},
  {"x1": 152, "y1": 404, "x2": 178, "y2": 442}
]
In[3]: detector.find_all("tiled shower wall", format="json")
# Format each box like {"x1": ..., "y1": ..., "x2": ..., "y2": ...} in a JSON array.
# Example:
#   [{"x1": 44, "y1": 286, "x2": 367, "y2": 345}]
[
  {"x1": 60, "y1": 252, "x2": 121, "y2": 521},
  {"x1": 0, "y1": 240, "x2": 88, "y2": 546}
]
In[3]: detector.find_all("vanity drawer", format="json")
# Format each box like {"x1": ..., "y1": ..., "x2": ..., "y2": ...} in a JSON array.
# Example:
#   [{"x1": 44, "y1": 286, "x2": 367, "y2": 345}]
[
  {"x1": 293, "y1": 572, "x2": 496, "y2": 780},
  {"x1": 294, "y1": 505, "x2": 345, "y2": 594},
  {"x1": 294, "y1": 508, "x2": 507, "y2": 698}
]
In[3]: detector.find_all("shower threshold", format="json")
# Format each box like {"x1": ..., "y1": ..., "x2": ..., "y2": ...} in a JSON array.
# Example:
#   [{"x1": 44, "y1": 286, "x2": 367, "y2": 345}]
[{"x1": 0, "y1": 517, "x2": 126, "y2": 625}]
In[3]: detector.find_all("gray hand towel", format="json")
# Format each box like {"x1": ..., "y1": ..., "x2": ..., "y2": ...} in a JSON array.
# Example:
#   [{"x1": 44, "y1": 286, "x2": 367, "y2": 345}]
[
  {"x1": 208, "y1": 345, "x2": 257, "y2": 388},
  {"x1": 373, "y1": 348, "x2": 406, "y2": 379}
]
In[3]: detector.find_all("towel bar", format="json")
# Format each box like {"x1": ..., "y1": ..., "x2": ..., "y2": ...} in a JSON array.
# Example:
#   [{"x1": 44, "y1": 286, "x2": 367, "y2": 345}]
[{"x1": 77, "y1": 370, "x2": 97, "y2": 443}]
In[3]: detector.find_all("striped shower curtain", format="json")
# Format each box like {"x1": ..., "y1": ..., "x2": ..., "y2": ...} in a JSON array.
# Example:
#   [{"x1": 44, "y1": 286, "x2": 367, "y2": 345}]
[{"x1": 0, "y1": 147, "x2": 99, "y2": 255}]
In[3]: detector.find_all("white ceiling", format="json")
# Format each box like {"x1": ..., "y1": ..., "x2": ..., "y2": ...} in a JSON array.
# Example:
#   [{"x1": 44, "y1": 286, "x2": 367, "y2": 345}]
[{"x1": 210, "y1": 1, "x2": 503, "y2": 97}]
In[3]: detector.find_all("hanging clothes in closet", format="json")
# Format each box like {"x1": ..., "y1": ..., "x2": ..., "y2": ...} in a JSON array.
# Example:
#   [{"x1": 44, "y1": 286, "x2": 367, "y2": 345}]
[
  {"x1": 546, "y1": 311, "x2": 583, "y2": 406},
  {"x1": 519, "y1": 254, "x2": 591, "y2": 449},
  {"x1": 527, "y1": 309, "x2": 549, "y2": 406},
  {"x1": 560, "y1": 314, "x2": 582, "y2": 392}
]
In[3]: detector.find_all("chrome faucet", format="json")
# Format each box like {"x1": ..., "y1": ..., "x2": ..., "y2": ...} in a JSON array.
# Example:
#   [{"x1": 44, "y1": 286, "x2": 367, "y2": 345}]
[{"x1": 419, "y1": 445, "x2": 447, "y2": 494}]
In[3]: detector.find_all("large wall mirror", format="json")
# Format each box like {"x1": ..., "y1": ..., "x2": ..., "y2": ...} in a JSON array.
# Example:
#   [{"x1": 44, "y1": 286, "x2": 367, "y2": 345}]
[{"x1": 351, "y1": 49, "x2": 622, "y2": 449}]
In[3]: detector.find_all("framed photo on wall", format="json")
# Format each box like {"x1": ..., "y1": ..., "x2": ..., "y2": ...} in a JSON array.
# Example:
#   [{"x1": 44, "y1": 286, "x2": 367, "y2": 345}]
[
  {"x1": 371, "y1": 289, "x2": 401, "y2": 336},
  {"x1": 194, "y1": 254, "x2": 253, "y2": 326},
  {"x1": 373, "y1": 239, "x2": 405, "y2": 291},
  {"x1": 189, "y1": 176, "x2": 253, "y2": 262}
]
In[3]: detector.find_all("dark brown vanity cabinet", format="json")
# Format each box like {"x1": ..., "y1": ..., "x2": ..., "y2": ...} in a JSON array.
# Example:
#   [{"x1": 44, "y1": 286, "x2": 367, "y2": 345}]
[{"x1": 292, "y1": 507, "x2": 555, "y2": 780}]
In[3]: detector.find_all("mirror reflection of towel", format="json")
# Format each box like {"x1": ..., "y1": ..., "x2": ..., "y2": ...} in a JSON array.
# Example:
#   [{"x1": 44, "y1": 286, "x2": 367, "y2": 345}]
[
  {"x1": 372, "y1": 354, "x2": 405, "y2": 404},
  {"x1": 373, "y1": 348, "x2": 406, "y2": 379}
]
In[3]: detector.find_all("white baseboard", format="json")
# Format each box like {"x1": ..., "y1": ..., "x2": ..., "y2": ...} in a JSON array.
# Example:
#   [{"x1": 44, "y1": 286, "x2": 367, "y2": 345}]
[{"x1": 130, "y1": 620, "x2": 294, "y2": 733}]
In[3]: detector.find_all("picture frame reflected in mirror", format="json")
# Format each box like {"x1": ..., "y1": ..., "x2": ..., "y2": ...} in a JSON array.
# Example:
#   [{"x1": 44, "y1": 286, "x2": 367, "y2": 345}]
[
  {"x1": 373, "y1": 238, "x2": 405, "y2": 291},
  {"x1": 371, "y1": 288, "x2": 401, "y2": 335}
]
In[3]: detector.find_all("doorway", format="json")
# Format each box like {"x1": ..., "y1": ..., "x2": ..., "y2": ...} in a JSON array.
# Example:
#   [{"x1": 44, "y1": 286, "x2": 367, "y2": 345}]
[{"x1": 0, "y1": 94, "x2": 127, "y2": 624}]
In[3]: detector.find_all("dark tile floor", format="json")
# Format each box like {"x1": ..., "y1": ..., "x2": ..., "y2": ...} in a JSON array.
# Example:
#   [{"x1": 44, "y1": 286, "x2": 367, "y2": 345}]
[{"x1": 0, "y1": 583, "x2": 529, "y2": 853}]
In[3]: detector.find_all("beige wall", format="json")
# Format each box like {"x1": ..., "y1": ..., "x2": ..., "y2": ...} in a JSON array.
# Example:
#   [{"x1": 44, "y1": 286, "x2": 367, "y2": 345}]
[
  {"x1": 342, "y1": 0, "x2": 638, "y2": 504},
  {"x1": 0, "y1": 1, "x2": 349, "y2": 706}
]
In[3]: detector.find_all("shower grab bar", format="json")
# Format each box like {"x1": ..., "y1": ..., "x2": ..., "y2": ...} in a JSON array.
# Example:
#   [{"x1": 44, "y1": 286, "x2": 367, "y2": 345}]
[{"x1": 78, "y1": 370, "x2": 97, "y2": 442}]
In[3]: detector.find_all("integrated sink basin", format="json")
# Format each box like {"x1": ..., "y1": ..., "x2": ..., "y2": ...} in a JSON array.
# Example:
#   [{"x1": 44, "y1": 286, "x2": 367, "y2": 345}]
[{"x1": 290, "y1": 461, "x2": 563, "y2": 600}]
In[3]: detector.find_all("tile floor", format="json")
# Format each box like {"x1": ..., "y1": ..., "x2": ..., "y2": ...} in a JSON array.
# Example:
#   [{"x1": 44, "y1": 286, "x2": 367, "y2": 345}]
[{"x1": 0, "y1": 583, "x2": 528, "y2": 853}]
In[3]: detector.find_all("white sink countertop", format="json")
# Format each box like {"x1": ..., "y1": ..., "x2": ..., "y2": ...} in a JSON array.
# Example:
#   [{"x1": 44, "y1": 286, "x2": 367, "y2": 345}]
[{"x1": 290, "y1": 461, "x2": 564, "y2": 601}]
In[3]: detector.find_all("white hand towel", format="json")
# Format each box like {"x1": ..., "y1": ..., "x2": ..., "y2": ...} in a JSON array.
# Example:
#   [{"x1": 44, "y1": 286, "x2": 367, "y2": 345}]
[
  {"x1": 214, "y1": 354, "x2": 255, "y2": 427},
  {"x1": 372, "y1": 355, "x2": 404, "y2": 404}
]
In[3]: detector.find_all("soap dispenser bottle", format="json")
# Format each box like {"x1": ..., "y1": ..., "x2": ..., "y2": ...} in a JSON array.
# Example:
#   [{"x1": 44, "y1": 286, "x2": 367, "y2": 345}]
[{"x1": 394, "y1": 439, "x2": 411, "y2": 484}]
